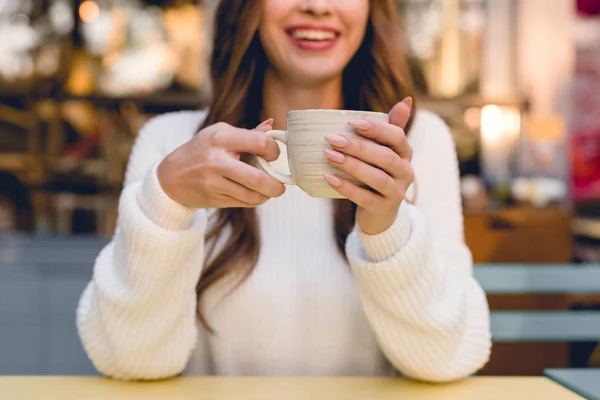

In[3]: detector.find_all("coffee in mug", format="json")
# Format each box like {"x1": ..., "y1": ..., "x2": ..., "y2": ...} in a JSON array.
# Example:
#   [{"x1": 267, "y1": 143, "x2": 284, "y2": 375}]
[{"x1": 256, "y1": 109, "x2": 388, "y2": 198}]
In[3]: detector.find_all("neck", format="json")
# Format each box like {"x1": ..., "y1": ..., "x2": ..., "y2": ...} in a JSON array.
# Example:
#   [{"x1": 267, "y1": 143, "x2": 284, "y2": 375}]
[{"x1": 261, "y1": 69, "x2": 343, "y2": 130}]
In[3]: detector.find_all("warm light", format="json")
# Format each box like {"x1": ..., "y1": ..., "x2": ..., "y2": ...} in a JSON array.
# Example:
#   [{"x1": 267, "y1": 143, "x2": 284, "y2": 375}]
[
  {"x1": 79, "y1": 1, "x2": 100, "y2": 23},
  {"x1": 479, "y1": 105, "x2": 522, "y2": 188},
  {"x1": 480, "y1": 105, "x2": 521, "y2": 144},
  {"x1": 503, "y1": 107, "x2": 521, "y2": 139},
  {"x1": 481, "y1": 105, "x2": 504, "y2": 143}
]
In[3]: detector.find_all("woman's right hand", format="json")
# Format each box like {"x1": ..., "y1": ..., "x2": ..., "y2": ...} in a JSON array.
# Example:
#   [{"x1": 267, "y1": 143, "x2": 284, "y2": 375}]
[{"x1": 157, "y1": 119, "x2": 285, "y2": 209}]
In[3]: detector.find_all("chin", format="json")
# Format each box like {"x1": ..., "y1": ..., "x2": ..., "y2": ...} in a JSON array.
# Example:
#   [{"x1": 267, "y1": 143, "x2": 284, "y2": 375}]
[{"x1": 287, "y1": 64, "x2": 346, "y2": 86}]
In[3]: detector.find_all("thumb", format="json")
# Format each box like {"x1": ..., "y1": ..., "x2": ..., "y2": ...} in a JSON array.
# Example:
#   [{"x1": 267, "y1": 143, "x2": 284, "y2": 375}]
[
  {"x1": 389, "y1": 97, "x2": 413, "y2": 130},
  {"x1": 253, "y1": 118, "x2": 274, "y2": 133}
]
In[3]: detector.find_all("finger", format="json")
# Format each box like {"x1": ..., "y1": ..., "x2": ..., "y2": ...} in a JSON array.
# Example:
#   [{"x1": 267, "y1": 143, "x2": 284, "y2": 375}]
[
  {"x1": 324, "y1": 150, "x2": 403, "y2": 200},
  {"x1": 216, "y1": 194, "x2": 263, "y2": 208},
  {"x1": 215, "y1": 176, "x2": 269, "y2": 206},
  {"x1": 220, "y1": 157, "x2": 286, "y2": 198},
  {"x1": 347, "y1": 117, "x2": 412, "y2": 160},
  {"x1": 323, "y1": 174, "x2": 384, "y2": 210},
  {"x1": 324, "y1": 135, "x2": 405, "y2": 178},
  {"x1": 253, "y1": 118, "x2": 274, "y2": 133},
  {"x1": 213, "y1": 126, "x2": 280, "y2": 161},
  {"x1": 389, "y1": 97, "x2": 413, "y2": 130}
]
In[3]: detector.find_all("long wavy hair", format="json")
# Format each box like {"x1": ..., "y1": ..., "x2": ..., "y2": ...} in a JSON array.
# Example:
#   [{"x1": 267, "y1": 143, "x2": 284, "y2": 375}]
[{"x1": 197, "y1": 0, "x2": 415, "y2": 331}]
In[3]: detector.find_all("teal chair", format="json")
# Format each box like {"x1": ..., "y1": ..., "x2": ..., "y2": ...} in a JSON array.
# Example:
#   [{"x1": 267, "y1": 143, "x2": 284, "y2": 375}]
[{"x1": 473, "y1": 264, "x2": 600, "y2": 342}]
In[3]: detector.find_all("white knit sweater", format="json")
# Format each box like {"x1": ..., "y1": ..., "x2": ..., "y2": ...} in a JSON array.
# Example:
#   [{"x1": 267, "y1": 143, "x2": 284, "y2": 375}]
[{"x1": 76, "y1": 109, "x2": 491, "y2": 382}]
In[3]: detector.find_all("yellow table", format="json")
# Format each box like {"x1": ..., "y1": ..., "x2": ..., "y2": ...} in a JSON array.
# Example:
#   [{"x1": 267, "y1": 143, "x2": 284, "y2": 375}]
[{"x1": 0, "y1": 376, "x2": 583, "y2": 400}]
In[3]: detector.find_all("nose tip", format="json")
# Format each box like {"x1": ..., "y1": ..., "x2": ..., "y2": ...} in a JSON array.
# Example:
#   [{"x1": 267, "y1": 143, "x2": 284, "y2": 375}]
[{"x1": 300, "y1": 0, "x2": 332, "y2": 16}]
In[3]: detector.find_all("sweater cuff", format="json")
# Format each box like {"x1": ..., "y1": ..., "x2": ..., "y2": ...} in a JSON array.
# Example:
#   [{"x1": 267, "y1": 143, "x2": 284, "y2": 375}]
[
  {"x1": 137, "y1": 165, "x2": 196, "y2": 231},
  {"x1": 356, "y1": 201, "x2": 412, "y2": 263}
]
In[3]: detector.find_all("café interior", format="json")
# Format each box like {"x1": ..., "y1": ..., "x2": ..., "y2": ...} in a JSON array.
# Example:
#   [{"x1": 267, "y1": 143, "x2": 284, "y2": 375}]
[{"x1": 0, "y1": 0, "x2": 599, "y2": 398}]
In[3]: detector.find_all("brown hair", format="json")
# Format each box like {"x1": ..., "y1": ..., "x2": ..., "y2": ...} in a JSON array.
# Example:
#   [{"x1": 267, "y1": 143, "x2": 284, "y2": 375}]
[{"x1": 197, "y1": 0, "x2": 415, "y2": 331}]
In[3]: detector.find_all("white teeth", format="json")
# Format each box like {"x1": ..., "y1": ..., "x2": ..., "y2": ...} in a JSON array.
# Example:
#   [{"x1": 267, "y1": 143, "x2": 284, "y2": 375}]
[{"x1": 291, "y1": 29, "x2": 336, "y2": 41}]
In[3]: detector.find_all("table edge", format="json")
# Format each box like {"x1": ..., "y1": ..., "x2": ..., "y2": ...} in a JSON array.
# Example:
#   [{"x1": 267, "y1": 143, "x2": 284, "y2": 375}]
[{"x1": 544, "y1": 369, "x2": 599, "y2": 400}]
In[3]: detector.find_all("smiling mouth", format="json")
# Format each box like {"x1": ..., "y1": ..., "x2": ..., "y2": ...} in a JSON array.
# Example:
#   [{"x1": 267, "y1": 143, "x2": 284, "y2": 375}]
[{"x1": 288, "y1": 29, "x2": 338, "y2": 41}]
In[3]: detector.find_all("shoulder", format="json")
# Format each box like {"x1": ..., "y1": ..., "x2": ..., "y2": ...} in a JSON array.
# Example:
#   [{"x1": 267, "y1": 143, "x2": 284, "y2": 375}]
[
  {"x1": 137, "y1": 109, "x2": 209, "y2": 154},
  {"x1": 408, "y1": 109, "x2": 454, "y2": 151},
  {"x1": 408, "y1": 109, "x2": 457, "y2": 168},
  {"x1": 406, "y1": 109, "x2": 460, "y2": 201},
  {"x1": 142, "y1": 109, "x2": 209, "y2": 133},
  {"x1": 123, "y1": 110, "x2": 209, "y2": 185}
]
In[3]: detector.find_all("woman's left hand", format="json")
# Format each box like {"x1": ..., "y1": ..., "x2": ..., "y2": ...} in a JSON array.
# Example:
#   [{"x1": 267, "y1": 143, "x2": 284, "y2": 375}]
[{"x1": 324, "y1": 98, "x2": 414, "y2": 235}]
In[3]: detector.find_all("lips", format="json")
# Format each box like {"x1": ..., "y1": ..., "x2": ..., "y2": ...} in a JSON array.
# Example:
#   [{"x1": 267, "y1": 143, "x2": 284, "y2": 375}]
[{"x1": 286, "y1": 25, "x2": 341, "y2": 51}]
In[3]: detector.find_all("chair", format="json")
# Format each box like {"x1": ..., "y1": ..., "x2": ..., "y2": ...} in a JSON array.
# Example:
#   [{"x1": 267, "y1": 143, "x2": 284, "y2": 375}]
[
  {"x1": 474, "y1": 264, "x2": 600, "y2": 342},
  {"x1": 474, "y1": 264, "x2": 600, "y2": 374}
]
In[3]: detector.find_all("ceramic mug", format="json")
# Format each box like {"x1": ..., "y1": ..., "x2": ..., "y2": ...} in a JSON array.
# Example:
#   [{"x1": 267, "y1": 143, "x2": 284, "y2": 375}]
[{"x1": 256, "y1": 109, "x2": 389, "y2": 198}]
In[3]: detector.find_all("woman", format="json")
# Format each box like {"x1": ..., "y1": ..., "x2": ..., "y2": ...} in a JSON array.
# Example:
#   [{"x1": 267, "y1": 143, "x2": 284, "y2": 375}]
[{"x1": 77, "y1": 0, "x2": 491, "y2": 381}]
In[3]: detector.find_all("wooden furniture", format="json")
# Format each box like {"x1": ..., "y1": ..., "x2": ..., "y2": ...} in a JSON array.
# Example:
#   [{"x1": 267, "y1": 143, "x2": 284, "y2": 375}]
[
  {"x1": 0, "y1": 376, "x2": 583, "y2": 400},
  {"x1": 545, "y1": 369, "x2": 600, "y2": 400},
  {"x1": 0, "y1": 103, "x2": 44, "y2": 183},
  {"x1": 464, "y1": 206, "x2": 573, "y2": 263},
  {"x1": 1, "y1": 86, "x2": 209, "y2": 235},
  {"x1": 464, "y1": 206, "x2": 578, "y2": 376},
  {"x1": 0, "y1": 101, "x2": 44, "y2": 232}
]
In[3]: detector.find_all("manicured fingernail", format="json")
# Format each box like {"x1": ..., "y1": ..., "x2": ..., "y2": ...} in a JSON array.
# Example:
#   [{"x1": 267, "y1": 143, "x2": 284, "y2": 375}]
[
  {"x1": 401, "y1": 97, "x2": 413, "y2": 109},
  {"x1": 324, "y1": 149, "x2": 345, "y2": 163},
  {"x1": 348, "y1": 119, "x2": 371, "y2": 131},
  {"x1": 324, "y1": 174, "x2": 343, "y2": 188},
  {"x1": 256, "y1": 118, "x2": 274, "y2": 128},
  {"x1": 325, "y1": 135, "x2": 349, "y2": 148}
]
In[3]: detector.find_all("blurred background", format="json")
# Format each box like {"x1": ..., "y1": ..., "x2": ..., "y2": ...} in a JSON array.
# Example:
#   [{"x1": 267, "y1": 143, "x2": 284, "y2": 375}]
[{"x1": 0, "y1": 0, "x2": 599, "y2": 378}]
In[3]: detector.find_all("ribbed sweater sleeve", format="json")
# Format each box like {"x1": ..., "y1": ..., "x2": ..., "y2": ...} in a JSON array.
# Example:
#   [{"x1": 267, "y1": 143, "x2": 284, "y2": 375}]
[
  {"x1": 76, "y1": 113, "x2": 208, "y2": 380},
  {"x1": 345, "y1": 114, "x2": 491, "y2": 382}
]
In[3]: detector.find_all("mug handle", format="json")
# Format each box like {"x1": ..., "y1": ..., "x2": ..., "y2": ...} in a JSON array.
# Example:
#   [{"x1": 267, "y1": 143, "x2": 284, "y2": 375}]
[{"x1": 256, "y1": 130, "x2": 296, "y2": 185}]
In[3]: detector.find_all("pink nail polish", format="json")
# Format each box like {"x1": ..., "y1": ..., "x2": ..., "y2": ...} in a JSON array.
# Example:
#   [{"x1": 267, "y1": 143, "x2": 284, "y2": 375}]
[
  {"x1": 325, "y1": 135, "x2": 349, "y2": 148},
  {"x1": 324, "y1": 149, "x2": 345, "y2": 163},
  {"x1": 348, "y1": 119, "x2": 371, "y2": 130},
  {"x1": 324, "y1": 174, "x2": 343, "y2": 188},
  {"x1": 256, "y1": 118, "x2": 274, "y2": 128}
]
